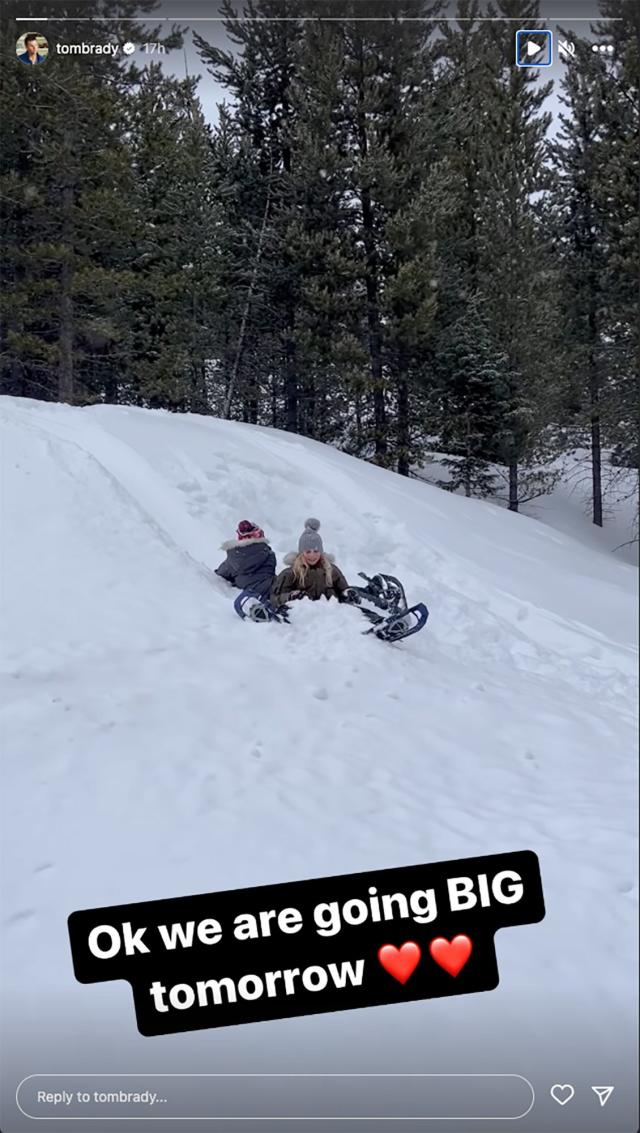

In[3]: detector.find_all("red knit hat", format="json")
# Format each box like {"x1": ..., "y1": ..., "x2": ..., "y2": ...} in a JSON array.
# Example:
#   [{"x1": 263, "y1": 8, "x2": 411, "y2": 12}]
[{"x1": 237, "y1": 520, "x2": 264, "y2": 541}]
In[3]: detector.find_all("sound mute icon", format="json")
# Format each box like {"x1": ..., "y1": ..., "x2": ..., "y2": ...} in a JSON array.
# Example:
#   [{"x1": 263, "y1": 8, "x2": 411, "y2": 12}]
[{"x1": 591, "y1": 1086, "x2": 614, "y2": 1107}]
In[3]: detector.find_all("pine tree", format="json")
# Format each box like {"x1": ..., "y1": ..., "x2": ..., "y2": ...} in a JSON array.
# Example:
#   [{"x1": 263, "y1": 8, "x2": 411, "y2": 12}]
[
  {"x1": 468, "y1": 1, "x2": 558, "y2": 510},
  {"x1": 0, "y1": 0, "x2": 184, "y2": 405},
  {"x1": 436, "y1": 296, "x2": 507, "y2": 496},
  {"x1": 552, "y1": 39, "x2": 608, "y2": 524},
  {"x1": 315, "y1": 0, "x2": 441, "y2": 468},
  {"x1": 284, "y1": 20, "x2": 365, "y2": 443},
  {"x1": 288, "y1": 7, "x2": 436, "y2": 453},
  {"x1": 425, "y1": 1, "x2": 504, "y2": 482},
  {"x1": 552, "y1": 2, "x2": 639, "y2": 526},
  {"x1": 591, "y1": 0, "x2": 639, "y2": 474},
  {"x1": 121, "y1": 64, "x2": 221, "y2": 411},
  {"x1": 195, "y1": 0, "x2": 305, "y2": 432}
]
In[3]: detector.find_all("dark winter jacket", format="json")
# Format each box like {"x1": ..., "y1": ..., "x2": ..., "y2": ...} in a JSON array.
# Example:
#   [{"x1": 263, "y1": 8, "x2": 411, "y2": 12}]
[
  {"x1": 215, "y1": 537, "x2": 276, "y2": 599},
  {"x1": 271, "y1": 557, "x2": 350, "y2": 608}
]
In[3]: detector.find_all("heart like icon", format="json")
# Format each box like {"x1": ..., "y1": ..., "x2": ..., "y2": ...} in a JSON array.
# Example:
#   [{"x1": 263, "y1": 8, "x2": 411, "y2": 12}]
[
  {"x1": 550, "y1": 1084, "x2": 575, "y2": 1106},
  {"x1": 429, "y1": 934, "x2": 473, "y2": 977},
  {"x1": 378, "y1": 942, "x2": 421, "y2": 984}
]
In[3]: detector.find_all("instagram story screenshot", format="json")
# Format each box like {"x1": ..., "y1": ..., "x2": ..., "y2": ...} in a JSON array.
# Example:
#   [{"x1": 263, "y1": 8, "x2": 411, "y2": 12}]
[{"x1": 0, "y1": 0, "x2": 638, "y2": 1130}]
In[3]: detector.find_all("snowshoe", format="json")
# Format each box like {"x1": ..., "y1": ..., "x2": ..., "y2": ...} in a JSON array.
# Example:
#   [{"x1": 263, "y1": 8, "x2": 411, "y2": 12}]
[
  {"x1": 233, "y1": 590, "x2": 289, "y2": 624},
  {"x1": 364, "y1": 602, "x2": 429, "y2": 643},
  {"x1": 350, "y1": 573, "x2": 407, "y2": 614},
  {"x1": 233, "y1": 576, "x2": 428, "y2": 644},
  {"x1": 348, "y1": 572, "x2": 428, "y2": 643}
]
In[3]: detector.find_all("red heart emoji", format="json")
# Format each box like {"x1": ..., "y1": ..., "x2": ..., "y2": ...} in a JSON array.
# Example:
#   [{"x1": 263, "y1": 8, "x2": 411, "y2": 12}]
[
  {"x1": 378, "y1": 941, "x2": 421, "y2": 984},
  {"x1": 429, "y1": 934, "x2": 472, "y2": 977}
]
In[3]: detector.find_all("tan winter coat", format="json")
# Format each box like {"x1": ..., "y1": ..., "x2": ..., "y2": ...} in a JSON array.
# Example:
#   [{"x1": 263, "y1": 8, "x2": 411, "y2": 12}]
[{"x1": 271, "y1": 555, "x2": 350, "y2": 608}]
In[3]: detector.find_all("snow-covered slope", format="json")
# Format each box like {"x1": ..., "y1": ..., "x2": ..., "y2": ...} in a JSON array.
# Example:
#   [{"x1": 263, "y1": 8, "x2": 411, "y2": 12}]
[
  {"x1": 419, "y1": 450, "x2": 639, "y2": 566},
  {"x1": 1, "y1": 397, "x2": 638, "y2": 1131}
]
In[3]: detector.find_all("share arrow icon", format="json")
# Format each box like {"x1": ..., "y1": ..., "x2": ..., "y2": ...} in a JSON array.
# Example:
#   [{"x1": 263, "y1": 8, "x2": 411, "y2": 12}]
[{"x1": 591, "y1": 1086, "x2": 614, "y2": 1107}]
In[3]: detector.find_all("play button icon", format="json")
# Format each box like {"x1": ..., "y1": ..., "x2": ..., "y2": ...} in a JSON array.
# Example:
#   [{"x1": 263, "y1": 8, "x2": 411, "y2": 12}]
[{"x1": 515, "y1": 29, "x2": 553, "y2": 67}]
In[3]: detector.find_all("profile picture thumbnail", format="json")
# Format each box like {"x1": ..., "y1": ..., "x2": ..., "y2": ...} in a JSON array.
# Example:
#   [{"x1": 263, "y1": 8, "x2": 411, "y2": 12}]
[{"x1": 16, "y1": 32, "x2": 49, "y2": 65}]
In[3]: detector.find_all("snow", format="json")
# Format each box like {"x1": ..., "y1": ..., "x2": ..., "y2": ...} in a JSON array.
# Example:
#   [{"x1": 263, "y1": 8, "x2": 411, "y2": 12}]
[
  {"x1": 1, "y1": 397, "x2": 638, "y2": 1130},
  {"x1": 518, "y1": 454, "x2": 638, "y2": 565},
  {"x1": 419, "y1": 449, "x2": 639, "y2": 566}
]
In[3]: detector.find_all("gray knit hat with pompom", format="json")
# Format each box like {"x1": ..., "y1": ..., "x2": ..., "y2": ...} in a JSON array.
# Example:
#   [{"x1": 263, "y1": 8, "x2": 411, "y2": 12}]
[{"x1": 298, "y1": 517, "x2": 323, "y2": 553}]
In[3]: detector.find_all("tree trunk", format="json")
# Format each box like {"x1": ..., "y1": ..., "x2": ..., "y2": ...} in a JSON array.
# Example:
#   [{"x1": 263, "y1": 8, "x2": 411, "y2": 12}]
[
  {"x1": 464, "y1": 414, "x2": 471, "y2": 497},
  {"x1": 103, "y1": 362, "x2": 118, "y2": 405},
  {"x1": 362, "y1": 187, "x2": 386, "y2": 463},
  {"x1": 508, "y1": 458, "x2": 519, "y2": 512},
  {"x1": 355, "y1": 52, "x2": 387, "y2": 464},
  {"x1": 58, "y1": 176, "x2": 74, "y2": 402},
  {"x1": 355, "y1": 390, "x2": 363, "y2": 452},
  {"x1": 315, "y1": 384, "x2": 327, "y2": 441},
  {"x1": 588, "y1": 301, "x2": 603, "y2": 526},
  {"x1": 590, "y1": 394, "x2": 603, "y2": 526},
  {"x1": 397, "y1": 374, "x2": 410, "y2": 476},
  {"x1": 190, "y1": 362, "x2": 208, "y2": 415},
  {"x1": 283, "y1": 320, "x2": 298, "y2": 432},
  {"x1": 271, "y1": 371, "x2": 278, "y2": 428},
  {"x1": 281, "y1": 128, "x2": 298, "y2": 434},
  {"x1": 10, "y1": 356, "x2": 24, "y2": 398},
  {"x1": 223, "y1": 155, "x2": 273, "y2": 419},
  {"x1": 301, "y1": 374, "x2": 316, "y2": 437},
  {"x1": 58, "y1": 254, "x2": 74, "y2": 404}
]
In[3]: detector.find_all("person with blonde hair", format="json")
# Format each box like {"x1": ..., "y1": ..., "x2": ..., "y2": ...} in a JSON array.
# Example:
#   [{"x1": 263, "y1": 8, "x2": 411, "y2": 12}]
[{"x1": 271, "y1": 519, "x2": 350, "y2": 608}]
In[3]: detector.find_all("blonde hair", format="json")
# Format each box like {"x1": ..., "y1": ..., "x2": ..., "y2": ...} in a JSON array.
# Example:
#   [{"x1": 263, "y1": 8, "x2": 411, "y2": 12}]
[{"x1": 292, "y1": 552, "x2": 333, "y2": 587}]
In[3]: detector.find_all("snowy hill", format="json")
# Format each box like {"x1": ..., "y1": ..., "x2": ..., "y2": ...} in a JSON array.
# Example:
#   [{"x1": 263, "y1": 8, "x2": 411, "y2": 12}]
[{"x1": 1, "y1": 397, "x2": 638, "y2": 1132}]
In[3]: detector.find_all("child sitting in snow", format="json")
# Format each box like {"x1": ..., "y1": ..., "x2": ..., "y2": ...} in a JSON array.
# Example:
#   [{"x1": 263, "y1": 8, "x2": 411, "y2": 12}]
[
  {"x1": 270, "y1": 519, "x2": 350, "y2": 608},
  {"x1": 215, "y1": 520, "x2": 276, "y2": 601}
]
